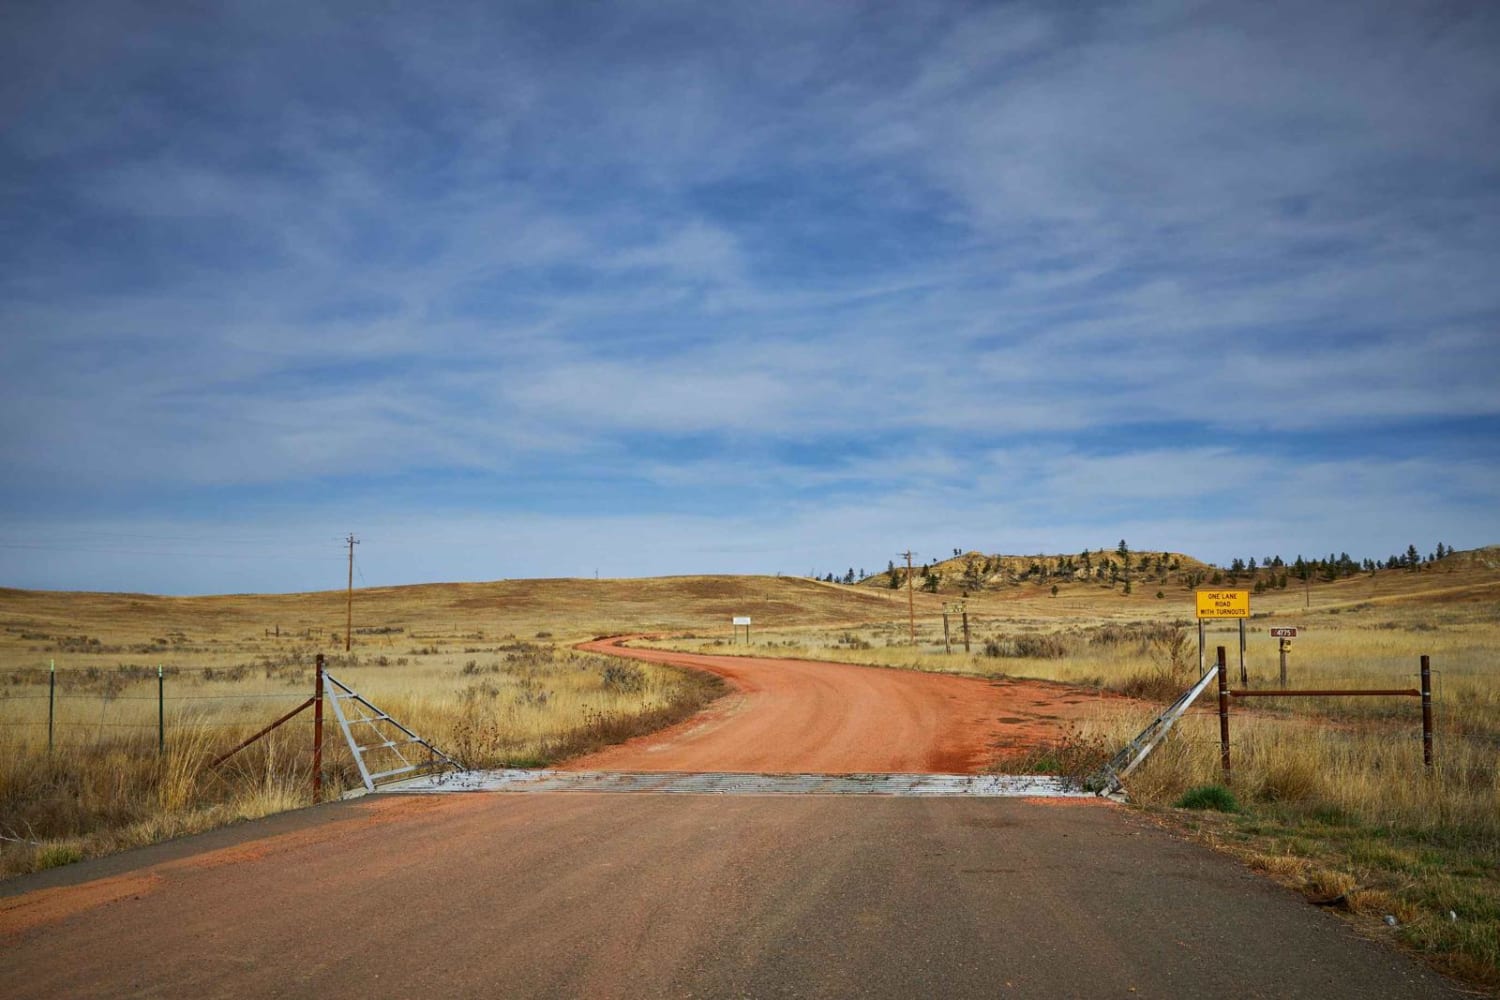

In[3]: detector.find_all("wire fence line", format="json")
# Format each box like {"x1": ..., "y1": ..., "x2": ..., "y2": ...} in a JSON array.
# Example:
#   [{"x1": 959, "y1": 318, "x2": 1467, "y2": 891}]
[{"x1": 0, "y1": 661, "x2": 323, "y2": 755}]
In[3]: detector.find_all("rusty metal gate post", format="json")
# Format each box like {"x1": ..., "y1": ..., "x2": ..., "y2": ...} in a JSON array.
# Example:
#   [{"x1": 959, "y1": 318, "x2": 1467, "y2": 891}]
[
  {"x1": 1420, "y1": 654, "x2": 1433, "y2": 768},
  {"x1": 1217, "y1": 645, "x2": 1230, "y2": 777},
  {"x1": 313, "y1": 653, "x2": 325, "y2": 800}
]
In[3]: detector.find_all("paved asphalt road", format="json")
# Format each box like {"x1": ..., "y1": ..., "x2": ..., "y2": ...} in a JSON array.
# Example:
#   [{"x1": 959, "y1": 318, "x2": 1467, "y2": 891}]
[{"x1": 1, "y1": 791, "x2": 1464, "y2": 999}]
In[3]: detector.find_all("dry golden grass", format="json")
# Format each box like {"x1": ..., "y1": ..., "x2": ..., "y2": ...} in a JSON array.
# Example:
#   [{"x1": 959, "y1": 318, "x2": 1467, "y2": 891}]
[{"x1": 3, "y1": 574, "x2": 853, "y2": 878}]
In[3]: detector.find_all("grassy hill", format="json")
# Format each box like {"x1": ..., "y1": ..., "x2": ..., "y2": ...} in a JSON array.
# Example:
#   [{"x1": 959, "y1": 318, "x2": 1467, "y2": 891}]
[{"x1": 0, "y1": 574, "x2": 907, "y2": 667}]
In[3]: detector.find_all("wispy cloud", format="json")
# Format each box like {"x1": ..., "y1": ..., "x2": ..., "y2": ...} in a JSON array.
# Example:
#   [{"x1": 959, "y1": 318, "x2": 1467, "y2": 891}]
[{"x1": 1, "y1": 1, "x2": 1497, "y2": 592}]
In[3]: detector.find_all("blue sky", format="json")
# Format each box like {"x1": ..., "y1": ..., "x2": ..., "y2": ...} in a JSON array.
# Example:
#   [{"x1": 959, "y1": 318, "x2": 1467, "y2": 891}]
[{"x1": 2, "y1": 0, "x2": 1498, "y2": 595}]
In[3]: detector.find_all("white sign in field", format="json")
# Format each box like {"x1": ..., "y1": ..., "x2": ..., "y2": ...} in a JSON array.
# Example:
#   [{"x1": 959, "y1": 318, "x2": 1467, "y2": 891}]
[{"x1": 732, "y1": 616, "x2": 751, "y2": 626}]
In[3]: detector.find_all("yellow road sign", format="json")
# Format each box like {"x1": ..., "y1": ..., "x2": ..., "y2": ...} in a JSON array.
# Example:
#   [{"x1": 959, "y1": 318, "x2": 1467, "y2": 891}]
[{"x1": 1195, "y1": 589, "x2": 1250, "y2": 619}]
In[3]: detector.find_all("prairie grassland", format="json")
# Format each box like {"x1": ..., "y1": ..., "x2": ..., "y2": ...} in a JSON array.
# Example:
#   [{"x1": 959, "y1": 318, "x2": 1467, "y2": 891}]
[
  {"x1": 0, "y1": 574, "x2": 795, "y2": 880},
  {"x1": 0, "y1": 572, "x2": 885, "y2": 876},
  {"x1": 0, "y1": 643, "x2": 722, "y2": 878}
]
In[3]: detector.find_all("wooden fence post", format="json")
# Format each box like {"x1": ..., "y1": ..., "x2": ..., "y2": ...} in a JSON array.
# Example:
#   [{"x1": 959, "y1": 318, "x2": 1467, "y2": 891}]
[
  {"x1": 313, "y1": 653, "x2": 325, "y2": 800},
  {"x1": 1420, "y1": 655, "x2": 1433, "y2": 768}
]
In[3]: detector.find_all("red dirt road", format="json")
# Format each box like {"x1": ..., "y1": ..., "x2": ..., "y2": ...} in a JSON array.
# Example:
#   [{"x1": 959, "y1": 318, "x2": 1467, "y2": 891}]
[{"x1": 570, "y1": 637, "x2": 1116, "y2": 773}]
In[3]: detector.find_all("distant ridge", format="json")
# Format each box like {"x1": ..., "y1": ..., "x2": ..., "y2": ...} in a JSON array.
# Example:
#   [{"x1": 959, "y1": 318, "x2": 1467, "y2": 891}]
[{"x1": 860, "y1": 546, "x2": 1498, "y2": 597}]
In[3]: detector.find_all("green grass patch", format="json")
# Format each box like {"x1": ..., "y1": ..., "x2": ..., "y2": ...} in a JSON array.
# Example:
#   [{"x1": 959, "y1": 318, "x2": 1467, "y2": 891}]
[
  {"x1": 34, "y1": 843, "x2": 83, "y2": 869},
  {"x1": 1175, "y1": 784, "x2": 1240, "y2": 812}
]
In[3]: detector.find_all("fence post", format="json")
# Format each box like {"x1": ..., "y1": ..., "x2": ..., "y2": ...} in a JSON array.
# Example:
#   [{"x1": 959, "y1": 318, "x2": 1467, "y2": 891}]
[
  {"x1": 48, "y1": 659, "x2": 56, "y2": 754},
  {"x1": 1238, "y1": 619, "x2": 1247, "y2": 685},
  {"x1": 158, "y1": 664, "x2": 165, "y2": 755},
  {"x1": 313, "y1": 653, "x2": 325, "y2": 800},
  {"x1": 1420, "y1": 654, "x2": 1433, "y2": 768},
  {"x1": 1217, "y1": 645, "x2": 1230, "y2": 778}
]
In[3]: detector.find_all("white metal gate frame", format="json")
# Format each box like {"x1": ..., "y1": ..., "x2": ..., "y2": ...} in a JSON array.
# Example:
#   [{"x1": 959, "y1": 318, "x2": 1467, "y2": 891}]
[
  {"x1": 323, "y1": 671, "x2": 463, "y2": 791},
  {"x1": 1092, "y1": 662, "x2": 1220, "y2": 794}
]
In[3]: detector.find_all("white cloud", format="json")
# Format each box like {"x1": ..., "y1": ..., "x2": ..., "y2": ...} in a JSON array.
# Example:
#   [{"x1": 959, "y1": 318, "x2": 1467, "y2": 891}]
[{"x1": 1, "y1": 1, "x2": 1497, "y2": 591}]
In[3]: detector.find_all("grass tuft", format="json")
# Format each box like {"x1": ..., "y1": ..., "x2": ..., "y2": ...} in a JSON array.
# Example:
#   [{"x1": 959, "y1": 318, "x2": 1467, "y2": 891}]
[
  {"x1": 1175, "y1": 784, "x2": 1240, "y2": 812},
  {"x1": 34, "y1": 843, "x2": 83, "y2": 869}
]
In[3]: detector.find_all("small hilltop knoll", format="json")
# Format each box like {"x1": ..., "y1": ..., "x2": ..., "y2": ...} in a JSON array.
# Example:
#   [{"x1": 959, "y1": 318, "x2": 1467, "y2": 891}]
[
  {"x1": 857, "y1": 544, "x2": 1500, "y2": 606},
  {"x1": 863, "y1": 548, "x2": 1212, "y2": 595}
]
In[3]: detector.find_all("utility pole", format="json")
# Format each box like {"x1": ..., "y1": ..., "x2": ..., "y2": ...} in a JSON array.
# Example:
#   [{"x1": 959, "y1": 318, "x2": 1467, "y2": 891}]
[
  {"x1": 345, "y1": 533, "x2": 359, "y2": 652},
  {"x1": 901, "y1": 550, "x2": 916, "y2": 645}
]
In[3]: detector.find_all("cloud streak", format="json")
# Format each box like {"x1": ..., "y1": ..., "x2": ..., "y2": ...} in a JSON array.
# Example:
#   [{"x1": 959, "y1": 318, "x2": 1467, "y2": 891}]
[{"x1": 1, "y1": 0, "x2": 1497, "y2": 592}]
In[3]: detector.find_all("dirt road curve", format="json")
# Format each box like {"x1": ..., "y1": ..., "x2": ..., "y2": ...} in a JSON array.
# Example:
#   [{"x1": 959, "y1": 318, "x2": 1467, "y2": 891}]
[
  {"x1": 571, "y1": 636, "x2": 1106, "y2": 772},
  {"x1": 1, "y1": 794, "x2": 1461, "y2": 999}
]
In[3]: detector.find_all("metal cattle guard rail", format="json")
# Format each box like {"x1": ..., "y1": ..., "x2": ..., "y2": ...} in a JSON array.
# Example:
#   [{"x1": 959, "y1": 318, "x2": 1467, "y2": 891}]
[{"x1": 1215, "y1": 647, "x2": 1434, "y2": 776}]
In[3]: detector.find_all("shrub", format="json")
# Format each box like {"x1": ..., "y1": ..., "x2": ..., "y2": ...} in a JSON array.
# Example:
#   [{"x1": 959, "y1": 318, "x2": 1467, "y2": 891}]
[
  {"x1": 981, "y1": 634, "x2": 1070, "y2": 659},
  {"x1": 602, "y1": 663, "x2": 646, "y2": 694},
  {"x1": 1002, "y1": 727, "x2": 1113, "y2": 777}
]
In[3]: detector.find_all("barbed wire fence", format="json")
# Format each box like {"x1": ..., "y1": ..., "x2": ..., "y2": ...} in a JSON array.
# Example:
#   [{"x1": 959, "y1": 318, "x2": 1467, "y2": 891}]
[
  {"x1": 0, "y1": 662, "x2": 376, "y2": 800},
  {"x1": 0, "y1": 660, "x2": 328, "y2": 753}
]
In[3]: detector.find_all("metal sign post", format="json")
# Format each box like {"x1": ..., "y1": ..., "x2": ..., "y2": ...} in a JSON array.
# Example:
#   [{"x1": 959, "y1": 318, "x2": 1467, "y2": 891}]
[
  {"x1": 1240, "y1": 619, "x2": 1248, "y2": 685},
  {"x1": 732, "y1": 616, "x2": 751, "y2": 644},
  {"x1": 1270, "y1": 627, "x2": 1297, "y2": 686}
]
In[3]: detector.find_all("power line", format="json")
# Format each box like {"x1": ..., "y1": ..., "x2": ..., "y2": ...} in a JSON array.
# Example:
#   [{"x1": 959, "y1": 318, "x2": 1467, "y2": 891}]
[
  {"x1": 0, "y1": 541, "x2": 339, "y2": 560},
  {"x1": 345, "y1": 534, "x2": 359, "y2": 653},
  {"x1": 900, "y1": 550, "x2": 916, "y2": 645}
]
